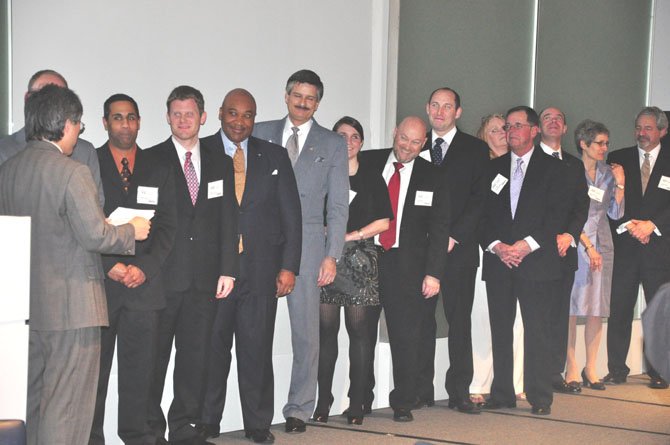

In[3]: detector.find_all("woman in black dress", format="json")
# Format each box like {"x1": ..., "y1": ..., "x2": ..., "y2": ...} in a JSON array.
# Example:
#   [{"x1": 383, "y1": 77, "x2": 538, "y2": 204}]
[{"x1": 312, "y1": 116, "x2": 392, "y2": 425}]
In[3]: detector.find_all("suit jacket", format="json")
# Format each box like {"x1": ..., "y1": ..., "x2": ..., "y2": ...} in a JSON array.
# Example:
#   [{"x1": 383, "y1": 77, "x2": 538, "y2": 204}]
[
  {"x1": 420, "y1": 129, "x2": 489, "y2": 269},
  {"x1": 360, "y1": 148, "x2": 451, "y2": 294},
  {"x1": 252, "y1": 118, "x2": 348, "y2": 265},
  {"x1": 98, "y1": 143, "x2": 177, "y2": 311},
  {"x1": 550, "y1": 149, "x2": 589, "y2": 272},
  {"x1": 608, "y1": 143, "x2": 670, "y2": 270},
  {"x1": 0, "y1": 127, "x2": 105, "y2": 205},
  {"x1": 480, "y1": 148, "x2": 567, "y2": 283},
  {"x1": 203, "y1": 132, "x2": 302, "y2": 296},
  {"x1": 0, "y1": 140, "x2": 135, "y2": 330},
  {"x1": 147, "y1": 137, "x2": 238, "y2": 294}
]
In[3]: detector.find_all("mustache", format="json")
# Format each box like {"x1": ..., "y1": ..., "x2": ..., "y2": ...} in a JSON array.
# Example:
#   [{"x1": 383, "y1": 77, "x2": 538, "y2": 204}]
[{"x1": 295, "y1": 105, "x2": 310, "y2": 111}]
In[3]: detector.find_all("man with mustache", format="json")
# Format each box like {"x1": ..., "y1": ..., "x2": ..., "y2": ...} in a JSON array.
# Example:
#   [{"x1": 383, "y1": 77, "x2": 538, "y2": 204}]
[{"x1": 606, "y1": 106, "x2": 670, "y2": 389}]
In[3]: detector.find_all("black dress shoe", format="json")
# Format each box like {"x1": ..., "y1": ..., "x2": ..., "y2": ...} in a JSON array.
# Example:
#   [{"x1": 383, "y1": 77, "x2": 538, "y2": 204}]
[
  {"x1": 479, "y1": 399, "x2": 516, "y2": 410},
  {"x1": 448, "y1": 399, "x2": 481, "y2": 414},
  {"x1": 581, "y1": 369, "x2": 605, "y2": 390},
  {"x1": 347, "y1": 415, "x2": 364, "y2": 425},
  {"x1": 311, "y1": 411, "x2": 329, "y2": 423},
  {"x1": 392, "y1": 408, "x2": 413, "y2": 422},
  {"x1": 603, "y1": 372, "x2": 627, "y2": 384},
  {"x1": 413, "y1": 398, "x2": 435, "y2": 409},
  {"x1": 284, "y1": 417, "x2": 306, "y2": 433},
  {"x1": 169, "y1": 437, "x2": 215, "y2": 445},
  {"x1": 245, "y1": 429, "x2": 275, "y2": 443},
  {"x1": 531, "y1": 405, "x2": 551, "y2": 415},
  {"x1": 195, "y1": 423, "x2": 220, "y2": 439},
  {"x1": 649, "y1": 376, "x2": 669, "y2": 389},
  {"x1": 553, "y1": 379, "x2": 581, "y2": 394}
]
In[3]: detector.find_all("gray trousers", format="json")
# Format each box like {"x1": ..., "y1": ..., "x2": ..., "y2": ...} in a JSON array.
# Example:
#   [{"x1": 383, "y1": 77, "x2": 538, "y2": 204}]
[{"x1": 27, "y1": 327, "x2": 100, "y2": 445}]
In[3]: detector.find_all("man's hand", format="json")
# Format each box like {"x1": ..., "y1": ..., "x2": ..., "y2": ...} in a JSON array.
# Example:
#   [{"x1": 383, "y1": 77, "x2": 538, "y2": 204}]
[
  {"x1": 422, "y1": 275, "x2": 440, "y2": 298},
  {"x1": 215, "y1": 276, "x2": 235, "y2": 299},
  {"x1": 556, "y1": 233, "x2": 573, "y2": 257},
  {"x1": 122, "y1": 264, "x2": 146, "y2": 288},
  {"x1": 628, "y1": 219, "x2": 656, "y2": 243},
  {"x1": 107, "y1": 262, "x2": 128, "y2": 282},
  {"x1": 510, "y1": 240, "x2": 532, "y2": 262},
  {"x1": 493, "y1": 243, "x2": 521, "y2": 268},
  {"x1": 317, "y1": 257, "x2": 337, "y2": 287},
  {"x1": 129, "y1": 216, "x2": 151, "y2": 241},
  {"x1": 586, "y1": 248, "x2": 603, "y2": 271},
  {"x1": 448, "y1": 237, "x2": 457, "y2": 253},
  {"x1": 276, "y1": 269, "x2": 296, "y2": 297}
]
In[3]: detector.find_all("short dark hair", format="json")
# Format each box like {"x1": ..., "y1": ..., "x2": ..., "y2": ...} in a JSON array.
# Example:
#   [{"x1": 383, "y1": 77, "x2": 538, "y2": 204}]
[
  {"x1": 27, "y1": 69, "x2": 68, "y2": 92},
  {"x1": 427, "y1": 87, "x2": 461, "y2": 110},
  {"x1": 332, "y1": 116, "x2": 365, "y2": 141},
  {"x1": 166, "y1": 85, "x2": 205, "y2": 115},
  {"x1": 25, "y1": 84, "x2": 82, "y2": 142},
  {"x1": 103, "y1": 93, "x2": 140, "y2": 120},
  {"x1": 506, "y1": 105, "x2": 539, "y2": 127},
  {"x1": 574, "y1": 119, "x2": 609, "y2": 154},
  {"x1": 285, "y1": 69, "x2": 324, "y2": 101}
]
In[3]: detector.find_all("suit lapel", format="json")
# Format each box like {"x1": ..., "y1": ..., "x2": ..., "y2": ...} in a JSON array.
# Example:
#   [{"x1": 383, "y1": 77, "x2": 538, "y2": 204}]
[
  {"x1": 514, "y1": 149, "x2": 544, "y2": 220},
  {"x1": 644, "y1": 145, "x2": 669, "y2": 201},
  {"x1": 625, "y1": 148, "x2": 643, "y2": 202},
  {"x1": 294, "y1": 120, "x2": 319, "y2": 177},
  {"x1": 241, "y1": 140, "x2": 263, "y2": 207}
]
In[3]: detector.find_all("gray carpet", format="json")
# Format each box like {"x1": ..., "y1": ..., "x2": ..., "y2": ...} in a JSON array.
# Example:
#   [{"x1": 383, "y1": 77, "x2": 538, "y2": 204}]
[{"x1": 212, "y1": 375, "x2": 670, "y2": 444}]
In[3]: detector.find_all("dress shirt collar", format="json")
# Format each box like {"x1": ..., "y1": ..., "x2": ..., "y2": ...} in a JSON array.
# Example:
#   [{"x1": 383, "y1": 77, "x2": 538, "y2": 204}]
[
  {"x1": 172, "y1": 136, "x2": 201, "y2": 181},
  {"x1": 282, "y1": 118, "x2": 313, "y2": 151},
  {"x1": 44, "y1": 139, "x2": 63, "y2": 154},
  {"x1": 109, "y1": 144, "x2": 137, "y2": 174},
  {"x1": 540, "y1": 141, "x2": 561, "y2": 159},
  {"x1": 220, "y1": 129, "x2": 248, "y2": 169},
  {"x1": 432, "y1": 127, "x2": 457, "y2": 148},
  {"x1": 510, "y1": 147, "x2": 534, "y2": 176},
  {"x1": 638, "y1": 143, "x2": 661, "y2": 169}
]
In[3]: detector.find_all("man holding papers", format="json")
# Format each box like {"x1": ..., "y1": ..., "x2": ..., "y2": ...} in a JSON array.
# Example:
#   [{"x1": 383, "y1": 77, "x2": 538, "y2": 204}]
[{"x1": 90, "y1": 93, "x2": 177, "y2": 445}]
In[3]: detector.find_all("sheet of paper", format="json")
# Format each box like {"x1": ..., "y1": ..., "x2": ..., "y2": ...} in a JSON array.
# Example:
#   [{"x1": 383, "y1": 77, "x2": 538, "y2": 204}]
[{"x1": 108, "y1": 207, "x2": 155, "y2": 226}]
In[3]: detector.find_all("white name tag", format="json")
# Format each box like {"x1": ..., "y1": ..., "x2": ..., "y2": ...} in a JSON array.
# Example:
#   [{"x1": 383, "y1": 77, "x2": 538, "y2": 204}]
[
  {"x1": 208, "y1": 180, "x2": 223, "y2": 199},
  {"x1": 419, "y1": 150, "x2": 432, "y2": 162},
  {"x1": 137, "y1": 186, "x2": 158, "y2": 205},
  {"x1": 588, "y1": 185, "x2": 605, "y2": 203},
  {"x1": 349, "y1": 190, "x2": 357, "y2": 204},
  {"x1": 491, "y1": 174, "x2": 508, "y2": 195},
  {"x1": 415, "y1": 190, "x2": 433, "y2": 206},
  {"x1": 658, "y1": 175, "x2": 670, "y2": 191}
]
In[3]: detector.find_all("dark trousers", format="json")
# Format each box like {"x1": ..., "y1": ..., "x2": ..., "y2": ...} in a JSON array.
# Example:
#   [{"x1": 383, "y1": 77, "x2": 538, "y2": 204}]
[
  {"x1": 148, "y1": 289, "x2": 215, "y2": 442},
  {"x1": 379, "y1": 249, "x2": 424, "y2": 410},
  {"x1": 200, "y1": 259, "x2": 278, "y2": 432},
  {"x1": 607, "y1": 261, "x2": 669, "y2": 379},
  {"x1": 90, "y1": 306, "x2": 159, "y2": 445},
  {"x1": 548, "y1": 270, "x2": 575, "y2": 382},
  {"x1": 486, "y1": 275, "x2": 556, "y2": 408}
]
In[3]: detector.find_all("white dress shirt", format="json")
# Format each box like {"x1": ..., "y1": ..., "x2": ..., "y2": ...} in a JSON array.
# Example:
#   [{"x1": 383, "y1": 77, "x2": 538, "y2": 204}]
[
  {"x1": 282, "y1": 119, "x2": 313, "y2": 154},
  {"x1": 173, "y1": 136, "x2": 201, "y2": 182},
  {"x1": 374, "y1": 150, "x2": 414, "y2": 249}
]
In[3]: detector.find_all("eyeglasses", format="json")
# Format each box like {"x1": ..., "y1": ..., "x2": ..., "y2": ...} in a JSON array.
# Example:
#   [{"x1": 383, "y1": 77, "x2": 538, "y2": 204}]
[
  {"x1": 591, "y1": 140, "x2": 610, "y2": 147},
  {"x1": 502, "y1": 123, "x2": 532, "y2": 131},
  {"x1": 79, "y1": 122, "x2": 86, "y2": 135}
]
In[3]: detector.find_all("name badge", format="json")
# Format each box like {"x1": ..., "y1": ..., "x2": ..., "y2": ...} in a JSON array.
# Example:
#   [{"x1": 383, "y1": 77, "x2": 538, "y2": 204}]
[
  {"x1": 588, "y1": 185, "x2": 605, "y2": 203},
  {"x1": 419, "y1": 150, "x2": 432, "y2": 162},
  {"x1": 349, "y1": 190, "x2": 357, "y2": 204},
  {"x1": 491, "y1": 174, "x2": 508, "y2": 195},
  {"x1": 208, "y1": 180, "x2": 223, "y2": 199},
  {"x1": 415, "y1": 190, "x2": 433, "y2": 206},
  {"x1": 137, "y1": 186, "x2": 158, "y2": 205},
  {"x1": 658, "y1": 175, "x2": 670, "y2": 191}
]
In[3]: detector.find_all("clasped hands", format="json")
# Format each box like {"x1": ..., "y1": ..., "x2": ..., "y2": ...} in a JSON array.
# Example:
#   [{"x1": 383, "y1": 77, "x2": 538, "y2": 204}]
[
  {"x1": 107, "y1": 262, "x2": 146, "y2": 288},
  {"x1": 626, "y1": 219, "x2": 655, "y2": 244},
  {"x1": 493, "y1": 240, "x2": 532, "y2": 269}
]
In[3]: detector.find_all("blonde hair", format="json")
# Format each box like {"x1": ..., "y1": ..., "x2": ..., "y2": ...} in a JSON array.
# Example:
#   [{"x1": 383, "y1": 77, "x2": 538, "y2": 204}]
[{"x1": 477, "y1": 113, "x2": 505, "y2": 142}]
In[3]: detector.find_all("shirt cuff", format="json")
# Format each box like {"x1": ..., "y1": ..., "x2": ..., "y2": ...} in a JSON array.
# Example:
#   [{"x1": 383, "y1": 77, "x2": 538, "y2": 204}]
[
  {"x1": 486, "y1": 240, "x2": 501, "y2": 253},
  {"x1": 524, "y1": 236, "x2": 540, "y2": 252}
]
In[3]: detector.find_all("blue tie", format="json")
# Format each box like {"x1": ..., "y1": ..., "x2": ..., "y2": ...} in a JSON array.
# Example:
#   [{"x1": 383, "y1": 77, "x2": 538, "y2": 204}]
[{"x1": 510, "y1": 158, "x2": 524, "y2": 218}]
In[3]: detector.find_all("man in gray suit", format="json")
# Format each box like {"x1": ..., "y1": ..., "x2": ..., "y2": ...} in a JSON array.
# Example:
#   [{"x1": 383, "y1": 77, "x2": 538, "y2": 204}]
[
  {"x1": 0, "y1": 85, "x2": 150, "y2": 445},
  {"x1": 0, "y1": 69, "x2": 104, "y2": 205},
  {"x1": 253, "y1": 69, "x2": 349, "y2": 433}
]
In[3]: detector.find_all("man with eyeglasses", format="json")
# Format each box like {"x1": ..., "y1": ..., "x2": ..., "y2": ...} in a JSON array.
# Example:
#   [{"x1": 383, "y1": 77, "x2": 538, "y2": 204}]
[
  {"x1": 0, "y1": 69, "x2": 104, "y2": 206},
  {"x1": 537, "y1": 107, "x2": 589, "y2": 395},
  {"x1": 89, "y1": 94, "x2": 177, "y2": 445},
  {"x1": 412, "y1": 87, "x2": 489, "y2": 415},
  {"x1": 480, "y1": 106, "x2": 569, "y2": 415}
]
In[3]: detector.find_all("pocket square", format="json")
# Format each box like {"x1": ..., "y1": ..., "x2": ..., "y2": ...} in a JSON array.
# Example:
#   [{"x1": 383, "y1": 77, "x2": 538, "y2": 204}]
[{"x1": 271, "y1": 169, "x2": 278, "y2": 175}]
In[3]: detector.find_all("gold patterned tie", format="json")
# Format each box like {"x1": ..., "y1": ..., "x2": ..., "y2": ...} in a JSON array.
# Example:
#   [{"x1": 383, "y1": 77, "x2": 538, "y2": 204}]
[
  {"x1": 233, "y1": 144, "x2": 245, "y2": 252},
  {"x1": 641, "y1": 152, "x2": 651, "y2": 195}
]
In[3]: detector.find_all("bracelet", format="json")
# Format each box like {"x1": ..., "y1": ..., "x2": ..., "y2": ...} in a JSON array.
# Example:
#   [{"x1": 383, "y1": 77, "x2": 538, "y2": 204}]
[{"x1": 357, "y1": 230, "x2": 364, "y2": 240}]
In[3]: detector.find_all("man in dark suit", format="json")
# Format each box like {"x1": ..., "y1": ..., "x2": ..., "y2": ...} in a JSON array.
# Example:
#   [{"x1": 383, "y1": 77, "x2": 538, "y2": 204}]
[
  {"x1": 413, "y1": 87, "x2": 489, "y2": 414},
  {"x1": 537, "y1": 107, "x2": 589, "y2": 394},
  {"x1": 196, "y1": 89, "x2": 301, "y2": 443},
  {"x1": 0, "y1": 85, "x2": 149, "y2": 445},
  {"x1": 361, "y1": 116, "x2": 450, "y2": 422},
  {"x1": 147, "y1": 86, "x2": 238, "y2": 445},
  {"x1": 252, "y1": 70, "x2": 348, "y2": 434},
  {"x1": 606, "y1": 106, "x2": 670, "y2": 389},
  {"x1": 0, "y1": 69, "x2": 104, "y2": 206},
  {"x1": 90, "y1": 94, "x2": 177, "y2": 445},
  {"x1": 480, "y1": 106, "x2": 567, "y2": 415}
]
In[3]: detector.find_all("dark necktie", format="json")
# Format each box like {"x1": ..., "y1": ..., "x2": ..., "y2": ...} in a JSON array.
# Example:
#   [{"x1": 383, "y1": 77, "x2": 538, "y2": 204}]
[
  {"x1": 431, "y1": 138, "x2": 444, "y2": 165},
  {"x1": 120, "y1": 157, "x2": 131, "y2": 193},
  {"x1": 380, "y1": 162, "x2": 404, "y2": 250},
  {"x1": 184, "y1": 151, "x2": 199, "y2": 205},
  {"x1": 552, "y1": 151, "x2": 560, "y2": 159}
]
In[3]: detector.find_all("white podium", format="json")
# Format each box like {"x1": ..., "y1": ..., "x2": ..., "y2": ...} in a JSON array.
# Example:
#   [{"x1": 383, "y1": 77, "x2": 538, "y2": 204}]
[{"x1": 0, "y1": 216, "x2": 31, "y2": 420}]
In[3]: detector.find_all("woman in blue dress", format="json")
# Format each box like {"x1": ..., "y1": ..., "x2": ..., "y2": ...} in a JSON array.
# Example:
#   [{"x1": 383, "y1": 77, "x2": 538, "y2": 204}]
[{"x1": 565, "y1": 120, "x2": 625, "y2": 390}]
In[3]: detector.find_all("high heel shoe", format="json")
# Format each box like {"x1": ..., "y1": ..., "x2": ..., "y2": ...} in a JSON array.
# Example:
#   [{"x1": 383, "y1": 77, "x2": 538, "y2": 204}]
[
  {"x1": 347, "y1": 415, "x2": 364, "y2": 425},
  {"x1": 312, "y1": 395, "x2": 334, "y2": 423},
  {"x1": 582, "y1": 369, "x2": 606, "y2": 390}
]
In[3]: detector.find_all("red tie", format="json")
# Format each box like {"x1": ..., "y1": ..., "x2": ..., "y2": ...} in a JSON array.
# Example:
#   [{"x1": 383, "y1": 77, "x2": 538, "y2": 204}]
[{"x1": 380, "y1": 162, "x2": 403, "y2": 250}]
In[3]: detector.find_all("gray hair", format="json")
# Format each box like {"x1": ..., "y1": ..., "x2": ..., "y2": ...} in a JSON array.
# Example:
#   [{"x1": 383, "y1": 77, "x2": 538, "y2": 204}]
[
  {"x1": 25, "y1": 84, "x2": 82, "y2": 142},
  {"x1": 574, "y1": 119, "x2": 609, "y2": 154},
  {"x1": 285, "y1": 69, "x2": 323, "y2": 101},
  {"x1": 636, "y1": 106, "x2": 668, "y2": 131}
]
